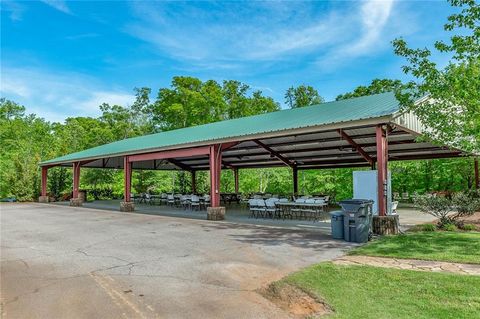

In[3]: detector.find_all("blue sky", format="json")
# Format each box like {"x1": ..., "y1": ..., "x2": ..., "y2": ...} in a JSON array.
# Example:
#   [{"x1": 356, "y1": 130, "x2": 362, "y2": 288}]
[{"x1": 1, "y1": 0, "x2": 454, "y2": 122}]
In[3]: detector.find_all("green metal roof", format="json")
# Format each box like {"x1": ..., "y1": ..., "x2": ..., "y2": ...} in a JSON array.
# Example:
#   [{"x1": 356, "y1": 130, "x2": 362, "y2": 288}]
[{"x1": 41, "y1": 92, "x2": 401, "y2": 165}]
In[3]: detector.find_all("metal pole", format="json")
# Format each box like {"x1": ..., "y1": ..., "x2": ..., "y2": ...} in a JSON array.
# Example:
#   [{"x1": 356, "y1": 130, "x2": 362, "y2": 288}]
[
  {"x1": 72, "y1": 162, "x2": 80, "y2": 199},
  {"x1": 376, "y1": 125, "x2": 387, "y2": 216},
  {"x1": 233, "y1": 168, "x2": 239, "y2": 194},
  {"x1": 293, "y1": 166, "x2": 298, "y2": 196},
  {"x1": 209, "y1": 145, "x2": 222, "y2": 207},
  {"x1": 124, "y1": 156, "x2": 131, "y2": 202},
  {"x1": 41, "y1": 166, "x2": 48, "y2": 196}
]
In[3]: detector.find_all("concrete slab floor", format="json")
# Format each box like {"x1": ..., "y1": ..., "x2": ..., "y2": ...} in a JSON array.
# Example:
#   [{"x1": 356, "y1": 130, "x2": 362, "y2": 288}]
[
  {"x1": 1, "y1": 203, "x2": 358, "y2": 319},
  {"x1": 51, "y1": 199, "x2": 435, "y2": 231}
]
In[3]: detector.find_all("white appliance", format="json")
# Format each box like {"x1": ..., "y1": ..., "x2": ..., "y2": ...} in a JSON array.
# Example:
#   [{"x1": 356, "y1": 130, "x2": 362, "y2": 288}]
[{"x1": 353, "y1": 170, "x2": 392, "y2": 215}]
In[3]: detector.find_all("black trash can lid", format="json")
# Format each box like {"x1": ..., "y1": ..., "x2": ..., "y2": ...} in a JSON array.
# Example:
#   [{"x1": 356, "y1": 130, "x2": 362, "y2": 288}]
[
  {"x1": 329, "y1": 210, "x2": 344, "y2": 216},
  {"x1": 339, "y1": 199, "x2": 374, "y2": 205}
]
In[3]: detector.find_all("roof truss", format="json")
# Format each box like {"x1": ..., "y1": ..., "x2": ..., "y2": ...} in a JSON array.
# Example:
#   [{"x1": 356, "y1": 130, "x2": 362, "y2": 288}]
[{"x1": 57, "y1": 123, "x2": 466, "y2": 171}]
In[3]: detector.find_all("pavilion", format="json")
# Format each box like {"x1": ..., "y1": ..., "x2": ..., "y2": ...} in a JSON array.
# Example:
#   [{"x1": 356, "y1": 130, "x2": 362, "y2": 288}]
[{"x1": 39, "y1": 92, "x2": 478, "y2": 220}]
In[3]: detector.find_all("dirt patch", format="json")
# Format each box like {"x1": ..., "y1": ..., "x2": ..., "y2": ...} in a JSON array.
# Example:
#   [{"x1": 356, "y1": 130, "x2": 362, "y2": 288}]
[{"x1": 259, "y1": 282, "x2": 332, "y2": 318}]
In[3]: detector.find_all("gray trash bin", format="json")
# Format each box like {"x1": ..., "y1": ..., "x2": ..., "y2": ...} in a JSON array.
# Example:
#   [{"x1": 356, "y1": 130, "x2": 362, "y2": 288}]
[
  {"x1": 339, "y1": 199, "x2": 374, "y2": 243},
  {"x1": 330, "y1": 211, "x2": 344, "y2": 239}
]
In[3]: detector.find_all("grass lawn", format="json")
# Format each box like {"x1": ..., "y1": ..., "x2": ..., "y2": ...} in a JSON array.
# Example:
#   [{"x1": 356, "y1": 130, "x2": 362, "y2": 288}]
[
  {"x1": 284, "y1": 262, "x2": 480, "y2": 319},
  {"x1": 349, "y1": 231, "x2": 480, "y2": 264}
]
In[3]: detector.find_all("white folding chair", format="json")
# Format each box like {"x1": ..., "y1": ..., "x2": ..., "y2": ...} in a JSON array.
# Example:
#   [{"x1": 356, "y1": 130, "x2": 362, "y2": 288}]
[
  {"x1": 391, "y1": 201, "x2": 399, "y2": 215},
  {"x1": 167, "y1": 194, "x2": 175, "y2": 206},
  {"x1": 190, "y1": 195, "x2": 200, "y2": 211}
]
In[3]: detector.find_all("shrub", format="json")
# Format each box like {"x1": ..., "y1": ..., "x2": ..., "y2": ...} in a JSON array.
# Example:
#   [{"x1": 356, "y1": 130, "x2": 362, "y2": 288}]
[
  {"x1": 414, "y1": 192, "x2": 480, "y2": 228},
  {"x1": 422, "y1": 224, "x2": 436, "y2": 232},
  {"x1": 462, "y1": 224, "x2": 477, "y2": 231},
  {"x1": 414, "y1": 195, "x2": 453, "y2": 227},
  {"x1": 443, "y1": 224, "x2": 457, "y2": 231}
]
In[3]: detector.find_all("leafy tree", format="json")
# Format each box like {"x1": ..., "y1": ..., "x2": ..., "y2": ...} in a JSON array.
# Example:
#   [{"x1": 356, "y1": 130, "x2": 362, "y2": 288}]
[
  {"x1": 0, "y1": 72, "x2": 475, "y2": 202},
  {"x1": 335, "y1": 79, "x2": 403, "y2": 100},
  {"x1": 152, "y1": 76, "x2": 279, "y2": 131},
  {"x1": 285, "y1": 85, "x2": 323, "y2": 108},
  {"x1": 0, "y1": 98, "x2": 25, "y2": 120},
  {"x1": 0, "y1": 99, "x2": 54, "y2": 200},
  {"x1": 392, "y1": 0, "x2": 480, "y2": 152}
]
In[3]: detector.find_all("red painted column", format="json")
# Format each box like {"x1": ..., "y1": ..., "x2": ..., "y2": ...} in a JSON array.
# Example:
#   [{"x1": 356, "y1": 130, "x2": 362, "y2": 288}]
[
  {"x1": 209, "y1": 144, "x2": 222, "y2": 207},
  {"x1": 72, "y1": 162, "x2": 81, "y2": 198},
  {"x1": 376, "y1": 125, "x2": 387, "y2": 216},
  {"x1": 475, "y1": 158, "x2": 479, "y2": 189},
  {"x1": 293, "y1": 166, "x2": 298, "y2": 196},
  {"x1": 191, "y1": 170, "x2": 196, "y2": 194},
  {"x1": 124, "y1": 156, "x2": 132, "y2": 202},
  {"x1": 41, "y1": 166, "x2": 48, "y2": 196},
  {"x1": 233, "y1": 168, "x2": 239, "y2": 194}
]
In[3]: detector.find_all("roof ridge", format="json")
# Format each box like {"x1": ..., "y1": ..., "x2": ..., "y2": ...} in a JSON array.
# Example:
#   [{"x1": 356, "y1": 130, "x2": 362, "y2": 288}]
[{"x1": 140, "y1": 91, "x2": 397, "y2": 137}]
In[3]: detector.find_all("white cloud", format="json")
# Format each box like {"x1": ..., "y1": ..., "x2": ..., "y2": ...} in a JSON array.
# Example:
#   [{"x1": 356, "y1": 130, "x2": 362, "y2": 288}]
[
  {"x1": 351, "y1": 0, "x2": 395, "y2": 52},
  {"x1": 126, "y1": 2, "x2": 343, "y2": 63},
  {"x1": 125, "y1": 1, "x2": 402, "y2": 70},
  {"x1": 0, "y1": 66, "x2": 134, "y2": 122},
  {"x1": 1, "y1": 1, "x2": 26, "y2": 21},
  {"x1": 40, "y1": 0, "x2": 71, "y2": 14},
  {"x1": 315, "y1": 0, "x2": 399, "y2": 70}
]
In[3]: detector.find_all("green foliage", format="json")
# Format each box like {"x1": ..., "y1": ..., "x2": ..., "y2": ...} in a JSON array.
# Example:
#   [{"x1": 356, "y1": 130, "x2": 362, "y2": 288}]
[
  {"x1": 284, "y1": 85, "x2": 324, "y2": 108},
  {"x1": 422, "y1": 224, "x2": 437, "y2": 232},
  {"x1": 0, "y1": 71, "x2": 476, "y2": 201},
  {"x1": 414, "y1": 194, "x2": 454, "y2": 227},
  {"x1": 414, "y1": 192, "x2": 480, "y2": 228},
  {"x1": 393, "y1": 0, "x2": 480, "y2": 152},
  {"x1": 443, "y1": 223, "x2": 458, "y2": 231},
  {"x1": 335, "y1": 79, "x2": 403, "y2": 101},
  {"x1": 0, "y1": 99, "x2": 56, "y2": 200},
  {"x1": 462, "y1": 223, "x2": 477, "y2": 231},
  {"x1": 152, "y1": 77, "x2": 279, "y2": 130},
  {"x1": 452, "y1": 191, "x2": 480, "y2": 218}
]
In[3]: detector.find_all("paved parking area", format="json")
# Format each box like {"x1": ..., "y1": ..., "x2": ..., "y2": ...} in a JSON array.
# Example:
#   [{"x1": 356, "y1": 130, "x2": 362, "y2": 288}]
[{"x1": 1, "y1": 203, "x2": 356, "y2": 319}]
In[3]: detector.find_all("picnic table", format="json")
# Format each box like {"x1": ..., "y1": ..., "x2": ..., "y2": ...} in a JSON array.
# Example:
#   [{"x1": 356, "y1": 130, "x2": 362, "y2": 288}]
[
  {"x1": 220, "y1": 193, "x2": 240, "y2": 204},
  {"x1": 275, "y1": 201, "x2": 328, "y2": 221}
]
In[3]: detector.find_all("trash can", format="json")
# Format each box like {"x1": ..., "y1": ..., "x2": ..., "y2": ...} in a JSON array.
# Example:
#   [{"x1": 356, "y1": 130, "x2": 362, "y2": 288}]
[
  {"x1": 339, "y1": 199, "x2": 374, "y2": 243},
  {"x1": 330, "y1": 211, "x2": 344, "y2": 239}
]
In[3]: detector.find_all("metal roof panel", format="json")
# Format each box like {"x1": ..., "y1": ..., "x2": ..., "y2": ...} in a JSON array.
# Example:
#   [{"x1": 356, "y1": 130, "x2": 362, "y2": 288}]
[{"x1": 41, "y1": 92, "x2": 400, "y2": 165}]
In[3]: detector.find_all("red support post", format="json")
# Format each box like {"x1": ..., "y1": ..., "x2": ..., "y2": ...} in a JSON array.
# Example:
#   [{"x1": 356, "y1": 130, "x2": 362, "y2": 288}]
[
  {"x1": 233, "y1": 168, "x2": 239, "y2": 194},
  {"x1": 475, "y1": 158, "x2": 479, "y2": 189},
  {"x1": 191, "y1": 170, "x2": 196, "y2": 194},
  {"x1": 72, "y1": 162, "x2": 81, "y2": 198},
  {"x1": 209, "y1": 144, "x2": 222, "y2": 207},
  {"x1": 376, "y1": 125, "x2": 387, "y2": 216},
  {"x1": 293, "y1": 166, "x2": 298, "y2": 196},
  {"x1": 124, "y1": 156, "x2": 132, "y2": 202},
  {"x1": 41, "y1": 166, "x2": 48, "y2": 196}
]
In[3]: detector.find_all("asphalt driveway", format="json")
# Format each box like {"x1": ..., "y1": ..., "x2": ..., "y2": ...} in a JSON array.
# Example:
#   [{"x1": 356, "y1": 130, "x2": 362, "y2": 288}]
[{"x1": 1, "y1": 203, "x2": 355, "y2": 319}]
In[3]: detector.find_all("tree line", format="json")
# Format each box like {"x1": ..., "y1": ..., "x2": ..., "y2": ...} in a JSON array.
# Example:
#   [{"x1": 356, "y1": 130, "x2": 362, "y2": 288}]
[
  {"x1": 0, "y1": 77, "x2": 475, "y2": 202},
  {"x1": 0, "y1": 0, "x2": 477, "y2": 202}
]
